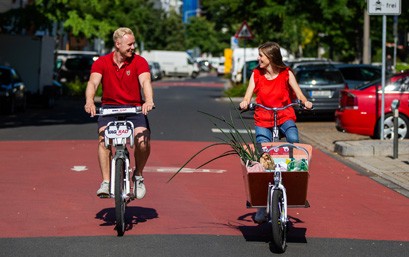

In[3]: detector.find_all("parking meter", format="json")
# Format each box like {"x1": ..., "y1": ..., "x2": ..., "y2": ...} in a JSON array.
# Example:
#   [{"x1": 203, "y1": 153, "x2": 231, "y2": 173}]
[
  {"x1": 391, "y1": 99, "x2": 400, "y2": 110},
  {"x1": 391, "y1": 99, "x2": 400, "y2": 159}
]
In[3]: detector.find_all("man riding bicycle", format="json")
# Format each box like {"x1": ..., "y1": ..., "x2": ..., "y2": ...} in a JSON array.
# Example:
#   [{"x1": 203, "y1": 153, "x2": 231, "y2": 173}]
[{"x1": 84, "y1": 27, "x2": 155, "y2": 199}]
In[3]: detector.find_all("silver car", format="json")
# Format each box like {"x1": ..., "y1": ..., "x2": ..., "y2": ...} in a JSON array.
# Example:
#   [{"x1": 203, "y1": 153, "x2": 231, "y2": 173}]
[
  {"x1": 149, "y1": 61, "x2": 162, "y2": 81},
  {"x1": 294, "y1": 64, "x2": 346, "y2": 114}
]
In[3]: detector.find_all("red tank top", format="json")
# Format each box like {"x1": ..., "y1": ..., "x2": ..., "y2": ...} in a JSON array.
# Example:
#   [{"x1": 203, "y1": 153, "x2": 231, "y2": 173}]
[{"x1": 253, "y1": 67, "x2": 296, "y2": 127}]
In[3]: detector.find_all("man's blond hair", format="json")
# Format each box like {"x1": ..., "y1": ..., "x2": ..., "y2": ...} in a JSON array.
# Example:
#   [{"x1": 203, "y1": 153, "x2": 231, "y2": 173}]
[{"x1": 113, "y1": 27, "x2": 134, "y2": 42}]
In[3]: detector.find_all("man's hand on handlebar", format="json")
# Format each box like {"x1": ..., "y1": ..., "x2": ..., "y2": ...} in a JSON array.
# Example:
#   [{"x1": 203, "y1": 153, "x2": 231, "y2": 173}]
[
  {"x1": 84, "y1": 101, "x2": 97, "y2": 117},
  {"x1": 142, "y1": 101, "x2": 155, "y2": 115}
]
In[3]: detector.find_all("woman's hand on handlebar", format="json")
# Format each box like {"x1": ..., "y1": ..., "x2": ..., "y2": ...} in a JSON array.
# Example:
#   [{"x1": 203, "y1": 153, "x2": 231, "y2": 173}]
[
  {"x1": 239, "y1": 100, "x2": 249, "y2": 110},
  {"x1": 302, "y1": 100, "x2": 313, "y2": 110}
]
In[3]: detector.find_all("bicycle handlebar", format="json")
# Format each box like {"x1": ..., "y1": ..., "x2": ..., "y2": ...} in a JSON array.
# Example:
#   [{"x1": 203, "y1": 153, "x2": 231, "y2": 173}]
[
  {"x1": 239, "y1": 100, "x2": 305, "y2": 112},
  {"x1": 95, "y1": 106, "x2": 155, "y2": 116}
]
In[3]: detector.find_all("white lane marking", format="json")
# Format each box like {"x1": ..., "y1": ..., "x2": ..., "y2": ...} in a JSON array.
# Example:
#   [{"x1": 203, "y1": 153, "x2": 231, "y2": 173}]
[
  {"x1": 71, "y1": 166, "x2": 88, "y2": 172},
  {"x1": 212, "y1": 128, "x2": 255, "y2": 134},
  {"x1": 144, "y1": 166, "x2": 226, "y2": 173}
]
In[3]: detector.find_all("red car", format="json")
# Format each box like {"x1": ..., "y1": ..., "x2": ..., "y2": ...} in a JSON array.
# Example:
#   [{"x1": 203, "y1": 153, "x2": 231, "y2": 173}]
[{"x1": 335, "y1": 71, "x2": 409, "y2": 139}]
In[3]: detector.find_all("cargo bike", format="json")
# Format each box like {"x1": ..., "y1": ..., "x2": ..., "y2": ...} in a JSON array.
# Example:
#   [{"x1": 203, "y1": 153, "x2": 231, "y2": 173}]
[{"x1": 240, "y1": 101, "x2": 312, "y2": 253}]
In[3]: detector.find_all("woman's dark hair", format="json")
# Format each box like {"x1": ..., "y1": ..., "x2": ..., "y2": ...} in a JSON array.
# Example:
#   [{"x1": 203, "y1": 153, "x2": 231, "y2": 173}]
[{"x1": 258, "y1": 42, "x2": 287, "y2": 70}]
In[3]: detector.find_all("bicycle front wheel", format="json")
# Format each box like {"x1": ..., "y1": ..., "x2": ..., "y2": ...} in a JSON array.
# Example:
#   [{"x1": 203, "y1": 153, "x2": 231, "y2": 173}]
[
  {"x1": 115, "y1": 158, "x2": 126, "y2": 236},
  {"x1": 270, "y1": 189, "x2": 287, "y2": 253}
]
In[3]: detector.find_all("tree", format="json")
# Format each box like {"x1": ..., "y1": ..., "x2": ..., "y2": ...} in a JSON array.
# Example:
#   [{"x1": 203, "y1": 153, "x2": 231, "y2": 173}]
[
  {"x1": 185, "y1": 16, "x2": 224, "y2": 55},
  {"x1": 2, "y1": 0, "x2": 408, "y2": 62}
]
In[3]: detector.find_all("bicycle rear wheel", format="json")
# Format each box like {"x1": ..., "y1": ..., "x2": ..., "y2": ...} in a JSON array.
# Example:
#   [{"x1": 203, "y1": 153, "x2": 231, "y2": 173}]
[
  {"x1": 270, "y1": 189, "x2": 287, "y2": 253},
  {"x1": 115, "y1": 158, "x2": 126, "y2": 236}
]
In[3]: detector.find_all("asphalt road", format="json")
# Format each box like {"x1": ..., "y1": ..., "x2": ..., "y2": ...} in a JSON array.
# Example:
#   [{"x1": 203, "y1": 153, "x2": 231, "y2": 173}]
[{"x1": 0, "y1": 73, "x2": 408, "y2": 257}]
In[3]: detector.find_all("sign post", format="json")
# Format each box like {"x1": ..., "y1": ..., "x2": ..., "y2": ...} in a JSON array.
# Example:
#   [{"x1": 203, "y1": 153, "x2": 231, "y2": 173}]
[
  {"x1": 367, "y1": 0, "x2": 401, "y2": 139},
  {"x1": 234, "y1": 21, "x2": 254, "y2": 85}
]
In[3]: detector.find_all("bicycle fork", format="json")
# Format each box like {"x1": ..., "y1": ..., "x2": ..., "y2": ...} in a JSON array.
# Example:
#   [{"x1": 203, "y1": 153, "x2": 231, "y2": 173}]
[
  {"x1": 267, "y1": 171, "x2": 288, "y2": 224},
  {"x1": 110, "y1": 149, "x2": 132, "y2": 200}
]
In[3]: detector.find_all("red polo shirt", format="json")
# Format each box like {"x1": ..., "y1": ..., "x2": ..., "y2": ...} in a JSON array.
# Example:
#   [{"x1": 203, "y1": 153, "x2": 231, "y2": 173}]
[
  {"x1": 253, "y1": 67, "x2": 296, "y2": 127},
  {"x1": 91, "y1": 52, "x2": 150, "y2": 106}
]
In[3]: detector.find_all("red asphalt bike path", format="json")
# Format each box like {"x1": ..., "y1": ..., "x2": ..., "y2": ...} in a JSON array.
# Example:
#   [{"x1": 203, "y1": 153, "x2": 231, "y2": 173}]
[{"x1": 0, "y1": 140, "x2": 408, "y2": 240}]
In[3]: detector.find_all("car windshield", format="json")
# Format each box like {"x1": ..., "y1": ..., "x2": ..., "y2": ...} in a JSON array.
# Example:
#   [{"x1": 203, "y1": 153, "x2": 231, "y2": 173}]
[
  {"x1": 297, "y1": 69, "x2": 344, "y2": 85},
  {"x1": 65, "y1": 57, "x2": 94, "y2": 70}
]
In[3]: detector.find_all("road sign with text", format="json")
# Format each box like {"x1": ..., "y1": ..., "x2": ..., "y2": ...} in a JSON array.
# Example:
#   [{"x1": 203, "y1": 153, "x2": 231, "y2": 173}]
[{"x1": 368, "y1": 0, "x2": 401, "y2": 15}]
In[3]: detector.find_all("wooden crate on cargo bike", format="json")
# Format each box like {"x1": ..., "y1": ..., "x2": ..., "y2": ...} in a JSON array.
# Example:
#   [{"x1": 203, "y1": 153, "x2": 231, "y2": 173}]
[{"x1": 241, "y1": 142, "x2": 312, "y2": 208}]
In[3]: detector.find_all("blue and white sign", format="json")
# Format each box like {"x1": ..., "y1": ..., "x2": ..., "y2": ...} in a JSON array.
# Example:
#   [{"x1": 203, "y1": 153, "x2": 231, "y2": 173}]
[{"x1": 231, "y1": 36, "x2": 239, "y2": 49}]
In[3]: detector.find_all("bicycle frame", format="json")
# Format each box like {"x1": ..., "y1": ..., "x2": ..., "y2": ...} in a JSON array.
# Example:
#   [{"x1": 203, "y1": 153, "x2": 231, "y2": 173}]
[
  {"x1": 98, "y1": 106, "x2": 141, "y2": 199},
  {"x1": 104, "y1": 119, "x2": 135, "y2": 199}
]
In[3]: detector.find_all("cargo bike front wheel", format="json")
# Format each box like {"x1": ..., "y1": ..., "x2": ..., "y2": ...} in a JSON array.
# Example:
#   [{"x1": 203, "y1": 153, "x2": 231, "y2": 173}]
[{"x1": 269, "y1": 186, "x2": 287, "y2": 253}]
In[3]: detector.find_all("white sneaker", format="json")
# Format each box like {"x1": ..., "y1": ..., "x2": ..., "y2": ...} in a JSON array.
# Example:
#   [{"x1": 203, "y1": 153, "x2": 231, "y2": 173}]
[
  {"x1": 97, "y1": 181, "x2": 110, "y2": 198},
  {"x1": 254, "y1": 208, "x2": 267, "y2": 224},
  {"x1": 134, "y1": 176, "x2": 146, "y2": 199}
]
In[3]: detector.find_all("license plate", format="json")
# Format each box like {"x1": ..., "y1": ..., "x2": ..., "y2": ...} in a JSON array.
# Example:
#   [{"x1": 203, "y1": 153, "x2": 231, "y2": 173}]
[{"x1": 310, "y1": 90, "x2": 332, "y2": 98}]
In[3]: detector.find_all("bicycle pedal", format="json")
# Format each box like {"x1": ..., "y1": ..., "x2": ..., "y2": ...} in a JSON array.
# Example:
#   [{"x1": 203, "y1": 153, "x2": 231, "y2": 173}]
[{"x1": 128, "y1": 193, "x2": 136, "y2": 200}]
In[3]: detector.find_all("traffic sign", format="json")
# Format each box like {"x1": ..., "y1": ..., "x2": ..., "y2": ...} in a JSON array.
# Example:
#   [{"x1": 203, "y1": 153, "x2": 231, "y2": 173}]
[
  {"x1": 368, "y1": 0, "x2": 401, "y2": 15},
  {"x1": 234, "y1": 21, "x2": 254, "y2": 39}
]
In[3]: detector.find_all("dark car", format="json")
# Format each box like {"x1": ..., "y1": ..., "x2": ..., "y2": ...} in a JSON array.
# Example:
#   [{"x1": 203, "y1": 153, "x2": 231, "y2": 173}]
[
  {"x1": 334, "y1": 64, "x2": 383, "y2": 89},
  {"x1": 0, "y1": 65, "x2": 26, "y2": 114},
  {"x1": 55, "y1": 55, "x2": 98, "y2": 83},
  {"x1": 294, "y1": 64, "x2": 347, "y2": 115}
]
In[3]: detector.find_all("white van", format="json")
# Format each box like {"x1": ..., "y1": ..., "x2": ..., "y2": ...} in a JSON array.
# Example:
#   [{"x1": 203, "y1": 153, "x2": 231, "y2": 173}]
[
  {"x1": 141, "y1": 50, "x2": 199, "y2": 78},
  {"x1": 231, "y1": 47, "x2": 294, "y2": 83}
]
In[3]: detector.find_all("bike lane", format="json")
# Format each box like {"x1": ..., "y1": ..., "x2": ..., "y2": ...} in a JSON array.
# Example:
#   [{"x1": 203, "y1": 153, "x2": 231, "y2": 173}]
[{"x1": 0, "y1": 140, "x2": 408, "y2": 241}]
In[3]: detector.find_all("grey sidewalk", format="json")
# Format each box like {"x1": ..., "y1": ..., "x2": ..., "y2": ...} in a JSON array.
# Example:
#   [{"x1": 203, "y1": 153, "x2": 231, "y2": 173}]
[{"x1": 297, "y1": 122, "x2": 409, "y2": 198}]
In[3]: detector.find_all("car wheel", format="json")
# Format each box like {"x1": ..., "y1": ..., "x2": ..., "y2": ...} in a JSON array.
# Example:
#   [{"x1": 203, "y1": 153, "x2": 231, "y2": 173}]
[
  {"x1": 375, "y1": 113, "x2": 409, "y2": 140},
  {"x1": 191, "y1": 71, "x2": 199, "y2": 79},
  {"x1": 6, "y1": 96, "x2": 16, "y2": 114}
]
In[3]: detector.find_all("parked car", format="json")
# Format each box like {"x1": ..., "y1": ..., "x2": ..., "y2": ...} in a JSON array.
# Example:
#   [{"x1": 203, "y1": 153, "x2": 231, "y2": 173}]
[
  {"x1": 293, "y1": 64, "x2": 347, "y2": 114},
  {"x1": 55, "y1": 51, "x2": 99, "y2": 83},
  {"x1": 286, "y1": 58, "x2": 334, "y2": 69},
  {"x1": 0, "y1": 65, "x2": 26, "y2": 114},
  {"x1": 334, "y1": 64, "x2": 383, "y2": 89},
  {"x1": 149, "y1": 61, "x2": 162, "y2": 81},
  {"x1": 217, "y1": 61, "x2": 225, "y2": 76},
  {"x1": 335, "y1": 71, "x2": 409, "y2": 139},
  {"x1": 198, "y1": 59, "x2": 211, "y2": 72}
]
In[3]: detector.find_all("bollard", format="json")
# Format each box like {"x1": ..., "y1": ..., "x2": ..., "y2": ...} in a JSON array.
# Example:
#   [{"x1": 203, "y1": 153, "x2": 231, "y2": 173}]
[{"x1": 391, "y1": 99, "x2": 400, "y2": 159}]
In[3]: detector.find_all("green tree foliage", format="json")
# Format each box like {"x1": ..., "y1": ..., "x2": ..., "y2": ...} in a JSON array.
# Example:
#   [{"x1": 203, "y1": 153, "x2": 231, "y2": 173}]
[
  {"x1": 185, "y1": 16, "x2": 224, "y2": 55},
  {"x1": 1, "y1": 0, "x2": 408, "y2": 61},
  {"x1": 33, "y1": 0, "x2": 164, "y2": 50}
]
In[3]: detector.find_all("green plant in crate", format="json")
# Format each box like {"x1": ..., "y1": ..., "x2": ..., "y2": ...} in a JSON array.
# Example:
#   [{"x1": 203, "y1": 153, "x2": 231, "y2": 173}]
[{"x1": 168, "y1": 99, "x2": 261, "y2": 182}]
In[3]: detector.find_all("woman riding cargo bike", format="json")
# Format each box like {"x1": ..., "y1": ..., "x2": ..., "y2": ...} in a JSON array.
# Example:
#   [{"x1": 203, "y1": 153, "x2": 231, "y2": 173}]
[{"x1": 239, "y1": 42, "x2": 313, "y2": 252}]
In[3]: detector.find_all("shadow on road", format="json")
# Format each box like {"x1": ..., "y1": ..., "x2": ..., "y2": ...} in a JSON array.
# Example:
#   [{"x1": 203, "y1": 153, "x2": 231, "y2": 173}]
[
  {"x1": 0, "y1": 96, "x2": 95, "y2": 128},
  {"x1": 236, "y1": 212, "x2": 308, "y2": 247},
  {"x1": 95, "y1": 206, "x2": 159, "y2": 233}
]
